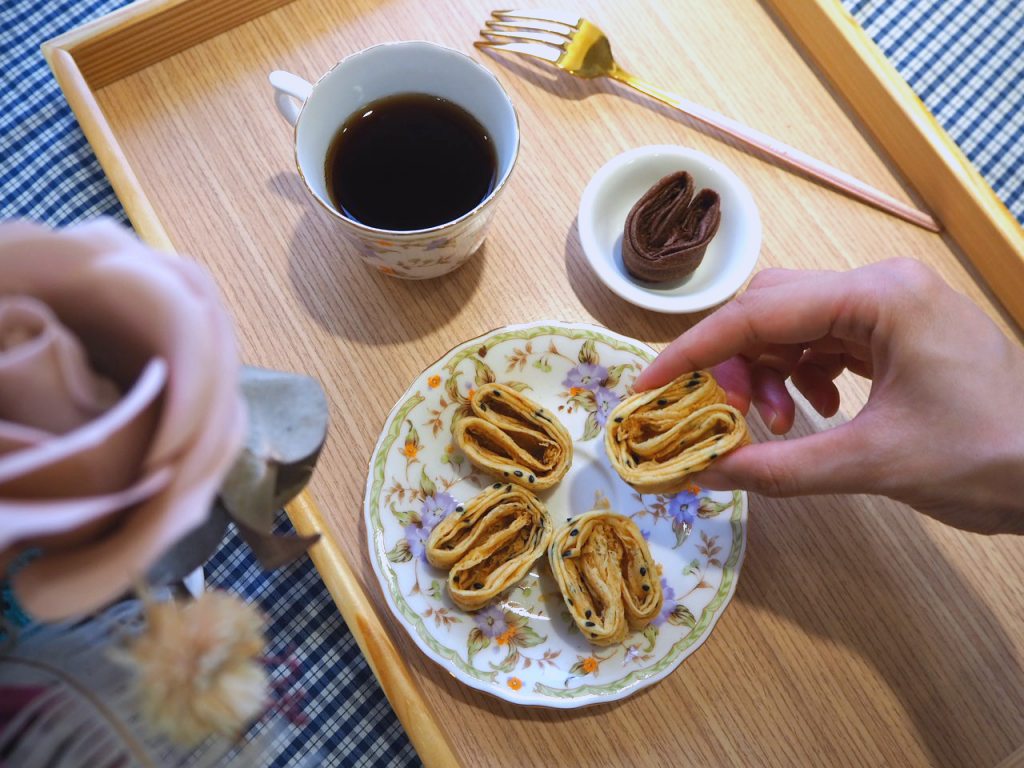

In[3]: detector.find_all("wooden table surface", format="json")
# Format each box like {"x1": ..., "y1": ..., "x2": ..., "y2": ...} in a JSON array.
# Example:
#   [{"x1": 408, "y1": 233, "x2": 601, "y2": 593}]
[{"x1": 88, "y1": 0, "x2": 1024, "y2": 764}]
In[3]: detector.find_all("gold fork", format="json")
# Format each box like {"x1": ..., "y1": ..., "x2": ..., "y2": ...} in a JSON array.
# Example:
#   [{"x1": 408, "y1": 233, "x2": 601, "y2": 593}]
[{"x1": 477, "y1": 9, "x2": 940, "y2": 232}]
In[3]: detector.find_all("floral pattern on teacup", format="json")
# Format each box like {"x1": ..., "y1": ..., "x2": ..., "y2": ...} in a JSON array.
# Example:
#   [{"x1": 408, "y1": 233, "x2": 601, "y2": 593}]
[{"x1": 344, "y1": 204, "x2": 494, "y2": 279}]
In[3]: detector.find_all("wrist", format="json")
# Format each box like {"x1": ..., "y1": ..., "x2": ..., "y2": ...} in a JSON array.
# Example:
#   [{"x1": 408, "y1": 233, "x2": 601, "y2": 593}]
[{"x1": 969, "y1": 440, "x2": 1024, "y2": 534}]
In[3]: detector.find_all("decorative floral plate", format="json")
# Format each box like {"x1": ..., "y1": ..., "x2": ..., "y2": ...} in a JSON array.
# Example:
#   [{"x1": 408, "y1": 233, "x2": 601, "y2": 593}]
[{"x1": 364, "y1": 321, "x2": 747, "y2": 707}]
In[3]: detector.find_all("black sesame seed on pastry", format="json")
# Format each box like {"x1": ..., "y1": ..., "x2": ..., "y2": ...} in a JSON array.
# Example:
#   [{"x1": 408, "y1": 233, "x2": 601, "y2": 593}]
[
  {"x1": 549, "y1": 510, "x2": 662, "y2": 646},
  {"x1": 453, "y1": 383, "x2": 572, "y2": 491},
  {"x1": 426, "y1": 484, "x2": 552, "y2": 611},
  {"x1": 605, "y1": 370, "x2": 749, "y2": 495}
]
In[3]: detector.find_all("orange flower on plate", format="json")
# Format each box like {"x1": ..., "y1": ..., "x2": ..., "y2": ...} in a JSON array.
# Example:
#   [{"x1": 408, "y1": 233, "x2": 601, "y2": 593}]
[
  {"x1": 685, "y1": 483, "x2": 702, "y2": 495},
  {"x1": 378, "y1": 266, "x2": 396, "y2": 276},
  {"x1": 507, "y1": 677, "x2": 523, "y2": 691},
  {"x1": 402, "y1": 443, "x2": 419, "y2": 460},
  {"x1": 496, "y1": 626, "x2": 517, "y2": 646},
  {"x1": 427, "y1": 375, "x2": 441, "y2": 389},
  {"x1": 569, "y1": 652, "x2": 611, "y2": 680},
  {"x1": 569, "y1": 386, "x2": 586, "y2": 396}
]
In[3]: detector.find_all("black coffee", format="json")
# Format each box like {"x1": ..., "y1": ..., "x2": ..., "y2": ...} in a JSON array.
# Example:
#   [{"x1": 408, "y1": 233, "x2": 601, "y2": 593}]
[{"x1": 325, "y1": 93, "x2": 497, "y2": 231}]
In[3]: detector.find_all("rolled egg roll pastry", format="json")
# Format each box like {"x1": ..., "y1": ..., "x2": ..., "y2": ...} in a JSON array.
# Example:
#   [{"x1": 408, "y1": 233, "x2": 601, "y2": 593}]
[
  {"x1": 549, "y1": 510, "x2": 662, "y2": 646},
  {"x1": 426, "y1": 483, "x2": 553, "y2": 611},
  {"x1": 622, "y1": 170, "x2": 721, "y2": 283},
  {"x1": 453, "y1": 383, "x2": 572, "y2": 491},
  {"x1": 605, "y1": 370, "x2": 749, "y2": 495}
]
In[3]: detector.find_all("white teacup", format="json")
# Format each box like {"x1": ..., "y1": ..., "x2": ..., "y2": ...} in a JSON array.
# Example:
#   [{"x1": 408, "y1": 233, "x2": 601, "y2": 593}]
[{"x1": 270, "y1": 42, "x2": 519, "y2": 280}]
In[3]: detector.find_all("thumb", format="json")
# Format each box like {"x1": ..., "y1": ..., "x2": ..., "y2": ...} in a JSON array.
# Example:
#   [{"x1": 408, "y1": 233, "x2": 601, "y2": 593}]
[{"x1": 689, "y1": 421, "x2": 878, "y2": 498}]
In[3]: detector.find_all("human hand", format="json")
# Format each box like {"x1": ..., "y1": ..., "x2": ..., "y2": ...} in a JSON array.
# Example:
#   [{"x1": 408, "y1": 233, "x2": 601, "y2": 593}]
[{"x1": 635, "y1": 259, "x2": 1024, "y2": 534}]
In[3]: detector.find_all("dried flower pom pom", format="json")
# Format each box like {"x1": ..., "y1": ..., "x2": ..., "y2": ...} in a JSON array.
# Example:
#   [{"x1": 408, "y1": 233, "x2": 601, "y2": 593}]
[{"x1": 118, "y1": 591, "x2": 268, "y2": 746}]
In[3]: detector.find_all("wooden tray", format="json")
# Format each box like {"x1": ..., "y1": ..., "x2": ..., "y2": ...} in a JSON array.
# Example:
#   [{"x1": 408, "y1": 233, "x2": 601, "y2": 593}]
[{"x1": 44, "y1": 1, "x2": 1024, "y2": 766}]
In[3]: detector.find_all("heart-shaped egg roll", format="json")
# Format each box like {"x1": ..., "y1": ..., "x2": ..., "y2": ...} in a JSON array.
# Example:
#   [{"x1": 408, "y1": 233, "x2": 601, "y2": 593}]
[
  {"x1": 622, "y1": 171, "x2": 721, "y2": 283},
  {"x1": 453, "y1": 383, "x2": 572, "y2": 491},
  {"x1": 549, "y1": 510, "x2": 662, "y2": 646},
  {"x1": 426, "y1": 483, "x2": 553, "y2": 611},
  {"x1": 605, "y1": 370, "x2": 749, "y2": 494}
]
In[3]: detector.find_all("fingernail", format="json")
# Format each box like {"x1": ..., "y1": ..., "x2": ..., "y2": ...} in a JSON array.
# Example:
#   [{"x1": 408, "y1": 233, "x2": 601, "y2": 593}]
[
  {"x1": 766, "y1": 410, "x2": 779, "y2": 432},
  {"x1": 809, "y1": 395, "x2": 831, "y2": 416}
]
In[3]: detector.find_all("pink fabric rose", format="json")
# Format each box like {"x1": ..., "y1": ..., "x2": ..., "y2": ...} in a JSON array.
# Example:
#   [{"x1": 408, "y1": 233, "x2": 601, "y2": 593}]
[{"x1": 0, "y1": 220, "x2": 246, "y2": 621}]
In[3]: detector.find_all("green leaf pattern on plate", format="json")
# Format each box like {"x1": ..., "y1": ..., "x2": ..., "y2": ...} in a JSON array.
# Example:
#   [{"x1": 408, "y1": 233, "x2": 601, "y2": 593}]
[{"x1": 366, "y1": 323, "x2": 747, "y2": 706}]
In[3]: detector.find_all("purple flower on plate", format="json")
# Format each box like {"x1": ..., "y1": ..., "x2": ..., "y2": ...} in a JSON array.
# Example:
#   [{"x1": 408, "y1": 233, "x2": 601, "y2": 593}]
[
  {"x1": 404, "y1": 492, "x2": 457, "y2": 561},
  {"x1": 652, "y1": 578, "x2": 676, "y2": 627},
  {"x1": 420, "y1": 492, "x2": 457, "y2": 534},
  {"x1": 563, "y1": 362, "x2": 608, "y2": 392},
  {"x1": 593, "y1": 386, "x2": 621, "y2": 426},
  {"x1": 667, "y1": 489, "x2": 699, "y2": 528},
  {"x1": 623, "y1": 644, "x2": 643, "y2": 664},
  {"x1": 404, "y1": 523, "x2": 431, "y2": 562},
  {"x1": 473, "y1": 605, "x2": 509, "y2": 638}
]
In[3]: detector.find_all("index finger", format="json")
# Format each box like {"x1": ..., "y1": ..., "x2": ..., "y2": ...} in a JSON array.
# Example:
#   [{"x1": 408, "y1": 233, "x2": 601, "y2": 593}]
[{"x1": 635, "y1": 269, "x2": 879, "y2": 390}]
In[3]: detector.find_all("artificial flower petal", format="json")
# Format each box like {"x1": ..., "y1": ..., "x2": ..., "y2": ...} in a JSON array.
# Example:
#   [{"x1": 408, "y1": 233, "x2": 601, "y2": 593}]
[{"x1": 0, "y1": 296, "x2": 118, "y2": 434}]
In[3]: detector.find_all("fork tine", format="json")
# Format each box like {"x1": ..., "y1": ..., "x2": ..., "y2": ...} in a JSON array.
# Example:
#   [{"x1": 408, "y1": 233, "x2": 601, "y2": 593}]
[
  {"x1": 492, "y1": 9, "x2": 583, "y2": 30},
  {"x1": 484, "y1": 18, "x2": 574, "y2": 39},
  {"x1": 473, "y1": 40, "x2": 562, "y2": 65},
  {"x1": 481, "y1": 28, "x2": 569, "y2": 49}
]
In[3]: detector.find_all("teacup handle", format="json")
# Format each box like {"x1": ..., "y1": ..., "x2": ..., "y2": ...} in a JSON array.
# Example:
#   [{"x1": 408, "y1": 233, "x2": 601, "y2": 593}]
[{"x1": 269, "y1": 71, "x2": 313, "y2": 126}]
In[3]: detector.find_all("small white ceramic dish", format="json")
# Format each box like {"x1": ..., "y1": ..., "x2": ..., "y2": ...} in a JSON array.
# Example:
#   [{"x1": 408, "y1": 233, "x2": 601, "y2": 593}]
[{"x1": 578, "y1": 145, "x2": 762, "y2": 313}]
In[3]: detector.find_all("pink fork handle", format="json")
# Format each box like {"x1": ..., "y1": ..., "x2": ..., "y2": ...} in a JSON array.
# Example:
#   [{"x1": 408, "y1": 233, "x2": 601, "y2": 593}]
[{"x1": 610, "y1": 69, "x2": 940, "y2": 232}]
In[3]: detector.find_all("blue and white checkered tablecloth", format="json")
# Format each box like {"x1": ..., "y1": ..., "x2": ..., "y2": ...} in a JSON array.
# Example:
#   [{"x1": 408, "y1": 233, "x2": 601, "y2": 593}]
[
  {"x1": 1, "y1": 1, "x2": 1021, "y2": 766},
  {"x1": 843, "y1": 0, "x2": 1024, "y2": 223}
]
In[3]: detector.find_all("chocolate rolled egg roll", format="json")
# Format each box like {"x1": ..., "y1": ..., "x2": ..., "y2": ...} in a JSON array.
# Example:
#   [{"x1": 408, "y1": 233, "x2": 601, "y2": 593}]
[
  {"x1": 453, "y1": 383, "x2": 572, "y2": 491},
  {"x1": 605, "y1": 370, "x2": 749, "y2": 494},
  {"x1": 622, "y1": 171, "x2": 721, "y2": 283}
]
